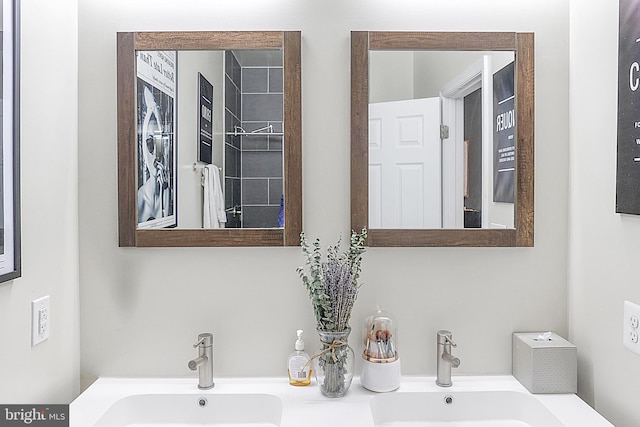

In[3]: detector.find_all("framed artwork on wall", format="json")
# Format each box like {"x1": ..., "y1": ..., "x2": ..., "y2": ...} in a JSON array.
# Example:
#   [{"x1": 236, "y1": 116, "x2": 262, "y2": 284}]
[
  {"x1": 0, "y1": 0, "x2": 21, "y2": 284},
  {"x1": 616, "y1": 0, "x2": 640, "y2": 214}
]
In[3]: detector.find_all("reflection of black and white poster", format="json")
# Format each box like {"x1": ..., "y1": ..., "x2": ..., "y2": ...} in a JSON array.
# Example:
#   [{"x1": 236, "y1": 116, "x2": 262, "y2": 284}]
[
  {"x1": 198, "y1": 73, "x2": 213, "y2": 164},
  {"x1": 136, "y1": 50, "x2": 177, "y2": 229},
  {"x1": 616, "y1": 0, "x2": 640, "y2": 214},
  {"x1": 493, "y1": 62, "x2": 515, "y2": 203}
]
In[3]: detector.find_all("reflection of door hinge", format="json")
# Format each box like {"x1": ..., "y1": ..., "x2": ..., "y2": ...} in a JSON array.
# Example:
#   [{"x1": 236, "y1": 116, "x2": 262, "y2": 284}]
[{"x1": 440, "y1": 125, "x2": 450, "y2": 140}]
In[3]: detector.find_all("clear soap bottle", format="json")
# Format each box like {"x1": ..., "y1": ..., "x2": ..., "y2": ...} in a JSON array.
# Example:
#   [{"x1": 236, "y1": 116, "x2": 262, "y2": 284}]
[{"x1": 288, "y1": 329, "x2": 312, "y2": 386}]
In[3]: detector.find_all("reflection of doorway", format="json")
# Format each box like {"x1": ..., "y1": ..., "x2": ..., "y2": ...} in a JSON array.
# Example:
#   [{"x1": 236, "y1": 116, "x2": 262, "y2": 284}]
[
  {"x1": 463, "y1": 88, "x2": 482, "y2": 228},
  {"x1": 440, "y1": 56, "x2": 493, "y2": 229},
  {"x1": 369, "y1": 57, "x2": 491, "y2": 230},
  {"x1": 368, "y1": 98, "x2": 441, "y2": 229}
]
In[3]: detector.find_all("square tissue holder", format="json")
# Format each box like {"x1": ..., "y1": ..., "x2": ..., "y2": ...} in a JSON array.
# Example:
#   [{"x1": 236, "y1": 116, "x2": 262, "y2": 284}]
[{"x1": 512, "y1": 332, "x2": 577, "y2": 394}]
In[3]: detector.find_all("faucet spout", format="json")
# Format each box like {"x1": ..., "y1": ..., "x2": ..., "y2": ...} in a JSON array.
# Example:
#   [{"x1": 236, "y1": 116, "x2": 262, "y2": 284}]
[
  {"x1": 189, "y1": 333, "x2": 214, "y2": 390},
  {"x1": 436, "y1": 330, "x2": 460, "y2": 387},
  {"x1": 441, "y1": 352, "x2": 460, "y2": 368},
  {"x1": 188, "y1": 355, "x2": 207, "y2": 371}
]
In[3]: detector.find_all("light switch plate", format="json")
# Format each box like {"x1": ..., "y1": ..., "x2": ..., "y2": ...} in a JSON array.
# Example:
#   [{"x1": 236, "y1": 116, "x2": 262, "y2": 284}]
[
  {"x1": 31, "y1": 295, "x2": 50, "y2": 346},
  {"x1": 623, "y1": 300, "x2": 640, "y2": 355}
]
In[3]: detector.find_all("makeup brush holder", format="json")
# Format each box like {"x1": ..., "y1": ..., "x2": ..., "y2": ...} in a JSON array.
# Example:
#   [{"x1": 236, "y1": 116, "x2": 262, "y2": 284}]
[
  {"x1": 361, "y1": 307, "x2": 401, "y2": 392},
  {"x1": 361, "y1": 356, "x2": 401, "y2": 392}
]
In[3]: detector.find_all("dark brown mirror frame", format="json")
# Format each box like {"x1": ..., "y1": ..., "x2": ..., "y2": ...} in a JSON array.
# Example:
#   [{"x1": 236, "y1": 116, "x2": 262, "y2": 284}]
[
  {"x1": 117, "y1": 31, "x2": 302, "y2": 247},
  {"x1": 351, "y1": 31, "x2": 534, "y2": 247}
]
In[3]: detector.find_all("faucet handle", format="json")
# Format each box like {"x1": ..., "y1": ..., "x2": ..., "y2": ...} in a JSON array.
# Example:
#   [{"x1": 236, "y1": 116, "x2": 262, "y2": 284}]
[
  {"x1": 193, "y1": 332, "x2": 213, "y2": 348},
  {"x1": 437, "y1": 330, "x2": 457, "y2": 347}
]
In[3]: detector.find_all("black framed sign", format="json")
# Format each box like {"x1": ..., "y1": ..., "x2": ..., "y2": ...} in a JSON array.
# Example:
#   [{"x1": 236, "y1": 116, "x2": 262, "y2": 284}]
[
  {"x1": 198, "y1": 72, "x2": 213, "y2": 164},
  {"x1": 135, "y1": 50, "x2": 177, "y2": 229},
  {"x1": 493, "y1": 61, "x2": 515, "y2": 203},
  {"x1": 616, "y1": 0, "x2": 640, "y2": 214},
  {"x1": 0, "y1": 0, "x2": 21, "y2": 284}
]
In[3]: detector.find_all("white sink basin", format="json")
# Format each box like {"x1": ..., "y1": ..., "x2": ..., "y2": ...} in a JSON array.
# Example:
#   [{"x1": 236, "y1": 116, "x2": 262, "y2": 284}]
[
  {"x1": 370, "y1": 391, "x2": 565, "y2": 427},
  {"x1": 71, "y1": 377, "x2": 614, "y2": 427},
  {"x1": 92, "y1": 393, "x2": 282, "y2": 427}
]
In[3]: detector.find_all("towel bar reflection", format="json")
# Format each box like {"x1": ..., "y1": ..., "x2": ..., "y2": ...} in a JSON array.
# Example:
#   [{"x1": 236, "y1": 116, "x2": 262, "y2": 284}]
[
  {"x1": 193, "y1": 164, "x2": 222, "y2": 187},
  {"x1": 193, "y1": 163, "x2": 221, "y2": 172},
  {"x1": 226, "y1": 124, "x2": 284, "y2": 137}
]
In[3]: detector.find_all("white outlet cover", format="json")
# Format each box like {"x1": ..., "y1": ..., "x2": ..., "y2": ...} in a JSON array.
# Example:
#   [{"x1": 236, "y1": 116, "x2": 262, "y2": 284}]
[
  {"x1": 31, "y1": 295, "x2": 50, "y2": 346},
  {"x1": 623, "y1": 300, "x2": 640, "y2": 355}
]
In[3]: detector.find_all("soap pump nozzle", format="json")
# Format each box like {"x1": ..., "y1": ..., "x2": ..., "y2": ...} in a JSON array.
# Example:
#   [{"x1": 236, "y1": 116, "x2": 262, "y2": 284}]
[{"x1": 295, "y1": 329, "x2": 305, "y2": 351}]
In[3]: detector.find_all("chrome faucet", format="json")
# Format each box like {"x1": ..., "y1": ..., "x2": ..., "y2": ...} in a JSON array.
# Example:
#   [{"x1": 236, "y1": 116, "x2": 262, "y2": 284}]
[
  {"x1": 188, "y1": 333, "x2": 214, "y2": 390},
  {"x1": 436, "y1": 330, "x2": 460, "y2": 387}
]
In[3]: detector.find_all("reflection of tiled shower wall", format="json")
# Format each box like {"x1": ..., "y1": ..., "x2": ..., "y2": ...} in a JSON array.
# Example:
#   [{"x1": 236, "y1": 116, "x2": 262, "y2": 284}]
[
  {"x1": 224, "y1": 51, "x2": 242, "y2": 228},
  {"x1": 240, "y1": 65, "x2": 284, "y2": 228}
]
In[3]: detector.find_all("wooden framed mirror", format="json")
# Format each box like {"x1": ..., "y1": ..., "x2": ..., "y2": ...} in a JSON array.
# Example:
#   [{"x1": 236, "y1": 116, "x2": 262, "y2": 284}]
[
  {"x1": 0, "y1": 0, "x2": 21, "y2": 282},
  {"x1": 351, "y1": 31, "x2": 534, "y2": 247},
  {"x1": 117, "y1": 31, "x2": 302, "y2": 247}
]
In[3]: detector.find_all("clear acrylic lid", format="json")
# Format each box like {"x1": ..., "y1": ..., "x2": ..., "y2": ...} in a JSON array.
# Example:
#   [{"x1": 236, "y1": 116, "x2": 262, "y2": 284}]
[{"x1": 362, "y1": 306, "x2": 398, "y2": 363}]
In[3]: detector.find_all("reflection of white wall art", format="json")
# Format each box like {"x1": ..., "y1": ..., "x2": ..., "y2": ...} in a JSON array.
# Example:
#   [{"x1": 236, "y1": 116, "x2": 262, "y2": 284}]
[
  {"x1": 136, "y1": 51, "x2": 177, "y2": 229},
  {"x1": 616, "y1": 0, "x2": 640, "y2": 215}
]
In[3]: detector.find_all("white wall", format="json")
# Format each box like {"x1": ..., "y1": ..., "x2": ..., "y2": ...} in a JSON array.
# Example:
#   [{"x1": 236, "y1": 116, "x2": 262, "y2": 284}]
[
  {"x1": 0, "y1": 0, "x2": 80, "y2": 403},
  {"x1": 78, "y1": 0, "x2": 570, "y2": 396},
  {"x1": 569, "y1": 1, "x2": 640, "y2": 426},
  {"x1": 369, "y1": 51, "x2": 414, "y2": 103}
]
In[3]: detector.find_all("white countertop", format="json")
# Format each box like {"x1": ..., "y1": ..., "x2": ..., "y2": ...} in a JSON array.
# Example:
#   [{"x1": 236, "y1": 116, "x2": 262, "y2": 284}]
[{"x1": 70, "y1": 375, "x2": 614, "y2": 427}]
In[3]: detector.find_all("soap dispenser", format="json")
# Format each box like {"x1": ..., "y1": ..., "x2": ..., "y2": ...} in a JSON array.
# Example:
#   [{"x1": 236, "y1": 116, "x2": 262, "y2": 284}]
[
  {"x1": 361, "y1": 306, "x2": 401, "y2": 392},
  {"x1": 288, "y1": 329, "x2": 312, "y2": 386}
]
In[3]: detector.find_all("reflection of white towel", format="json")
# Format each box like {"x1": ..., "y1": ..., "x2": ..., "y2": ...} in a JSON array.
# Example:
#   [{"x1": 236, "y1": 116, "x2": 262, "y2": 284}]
[{"x1": 202, "y1": 165, "x2": 227, "y2": 228}]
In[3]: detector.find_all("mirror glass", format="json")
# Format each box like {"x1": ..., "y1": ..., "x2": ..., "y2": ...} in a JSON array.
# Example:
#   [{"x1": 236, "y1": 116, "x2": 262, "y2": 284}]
[
  {"x1": 118, "y1": 32, "x2": 301, "y2": 247},
  {"x1": 351, "y1": 32, "x2": 534, "y2": 247},
  {"x1": 135, "y1": 49, "x2": 284, "y2": 230},
  {"x1": 369, "y1": 50, "x2": 515, "y2": 230}
]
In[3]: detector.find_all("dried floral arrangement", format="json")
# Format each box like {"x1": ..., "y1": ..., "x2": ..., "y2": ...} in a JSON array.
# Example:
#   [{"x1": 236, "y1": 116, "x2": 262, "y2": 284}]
[{"x1": 296, "y1": 228, "x2": 367, "y2": 332}]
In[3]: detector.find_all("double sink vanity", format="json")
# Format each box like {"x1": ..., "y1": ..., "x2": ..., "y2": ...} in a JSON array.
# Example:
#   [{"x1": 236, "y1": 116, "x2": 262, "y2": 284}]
[
  {"x1": 95, "y1": 27, "x2": 610, "y2": 427},
  {"x1": 72, "y1": 333, "x2": 609, "y2": 426},
  {"x1": 70, "y1": 375, "x2": 613, "y2": 427}
]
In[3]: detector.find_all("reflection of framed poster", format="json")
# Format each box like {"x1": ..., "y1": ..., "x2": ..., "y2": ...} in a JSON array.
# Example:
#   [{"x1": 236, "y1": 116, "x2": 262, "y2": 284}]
[
  {"x1": 198, "y1": 73, "x2": 213, "y2": 164},
  {"x1": 616, "y1": 0, "x2": 640, "y2": 214},
  {"x1": 493, "y1": 61, "x2": 515, "y2": 203},
  {"x1": 0, "y1": 0, "x2": 21, "y2": 283},
  {"x1": 135, "y1": 50, "x2": 177, "y2": 229}
]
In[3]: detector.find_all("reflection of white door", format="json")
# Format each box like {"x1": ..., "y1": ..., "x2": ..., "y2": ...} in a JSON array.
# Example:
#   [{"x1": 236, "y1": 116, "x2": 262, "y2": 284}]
[{"x1": 369, "y1": 98, "x2": 441, "y2": 229}]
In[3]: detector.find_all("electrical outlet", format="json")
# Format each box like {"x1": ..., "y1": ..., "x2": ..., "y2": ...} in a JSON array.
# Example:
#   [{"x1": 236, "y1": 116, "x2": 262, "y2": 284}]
[
  {"x1": 623, "y1": 300, "x2": 640, "y2": 355},
  {"x1": 31, "y1": 296, "x2": 50, "y2": 346}
]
